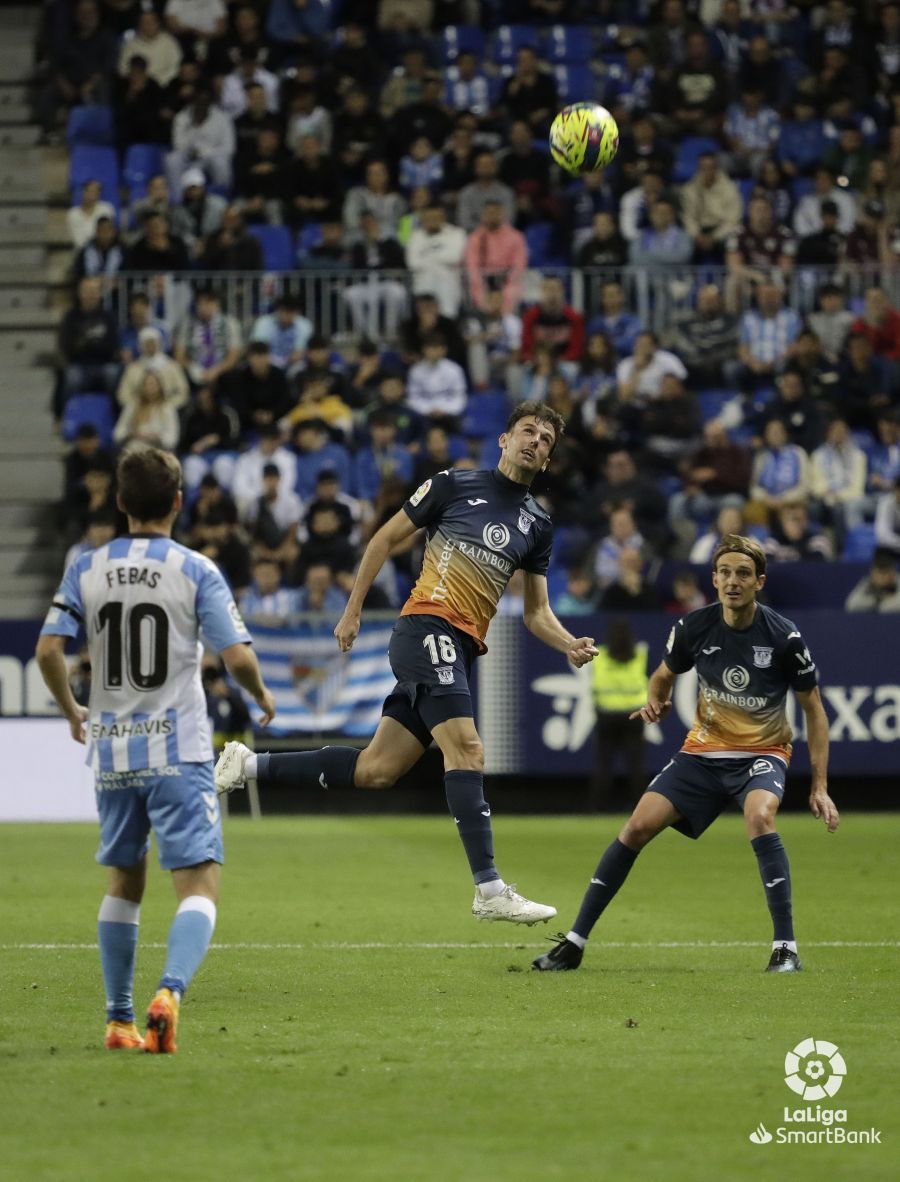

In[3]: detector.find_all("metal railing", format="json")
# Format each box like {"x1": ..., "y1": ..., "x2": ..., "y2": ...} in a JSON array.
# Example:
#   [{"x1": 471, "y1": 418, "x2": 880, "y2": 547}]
[{"x1": 107, "y1": 264, "x2": 900, "y2": 343}]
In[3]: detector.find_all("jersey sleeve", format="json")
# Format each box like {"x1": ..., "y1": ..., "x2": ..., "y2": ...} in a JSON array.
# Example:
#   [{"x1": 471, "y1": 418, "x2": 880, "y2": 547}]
[
  {"x1": 780, "y1": 629, "x2": 819, "y2": 692},
  {"x1": 197, "y1": 560, "x2": 253, "y2": 652},
  {"x1": 663, "y1": 616, "x2": 694, "y2": 674},
  {"x1": 402, "y1": 468, "x2": 456, "y2": 529},
  {"x1": 40, "y1": 558, "x2": 86, "y2": 640},
  {"x1": 520, "y1": 518, "x2": 553, "y2": 576}
]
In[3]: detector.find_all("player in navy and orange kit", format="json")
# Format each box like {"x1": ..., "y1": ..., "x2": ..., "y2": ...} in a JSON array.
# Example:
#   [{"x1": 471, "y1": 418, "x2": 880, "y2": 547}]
[
  {"x1": 533, "y1": 534, "x2": 840, "y2": 973},
  {"x1": 216, "y1": 401, "x2": 599, "y2": 923}
]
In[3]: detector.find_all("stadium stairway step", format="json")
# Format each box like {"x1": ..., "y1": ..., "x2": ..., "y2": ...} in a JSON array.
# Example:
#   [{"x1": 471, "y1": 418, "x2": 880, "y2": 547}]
[
  {"x1": 0, "y1": 328, "x2": 57, "y2": 365},
  {"x1": 0, "y1": 288, "x2": 47, "y2": 310},
  {"x1": 0, "y1": 203, "x2": 49, "y2": 240},
  {"x1": 0, "y1": 148, "x2": 68, "y2": 201},
  {"x1": 0, "y1": 124, "x2": 39, "y2": 148},
  {"x1": 0, "y1": 457, "x2": 62, "y2": 501},
  {"x1": 0, "y1": 546, "x2": 63, "y2": 579}
]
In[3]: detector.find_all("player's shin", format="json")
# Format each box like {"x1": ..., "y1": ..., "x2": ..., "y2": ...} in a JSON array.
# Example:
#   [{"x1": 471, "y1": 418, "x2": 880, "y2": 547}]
[
  {"x1": 751, "y1": 832, "x2": 796, "y2": 949},
  {"x1": 98, "y1": 896, "x2": 140, "y2": 1022},
  {"x1": 444, "y1": 770, "x2": 502, "y2": 891},
  {"x1": 159, "y1": 896, "x2": 217, "y2": 998},
  {"x1": 254, "y1": 747, "x2": 361, "y2": 792},
  {"x1": 569, "y1": 839, "x2": 640, "y2": 945}
]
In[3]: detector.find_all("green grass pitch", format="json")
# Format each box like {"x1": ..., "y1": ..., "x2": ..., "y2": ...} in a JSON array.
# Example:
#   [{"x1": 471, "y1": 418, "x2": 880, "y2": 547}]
[{"x1": 0, "y1": 813, "x2": 896, "y2": 1182}]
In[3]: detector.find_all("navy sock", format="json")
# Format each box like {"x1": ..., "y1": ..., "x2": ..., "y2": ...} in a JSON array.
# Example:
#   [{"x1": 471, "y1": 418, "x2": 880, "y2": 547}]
[
  {"x1": 257, "y1": 746, "x2": 360, "y2": 791},
  {"x1": 444, "y1": 770, "x2": 499, "y2": 885},
  {"x1": 571, "y1": 839, "x2": 640, "y2": 941},
  {"x1": 751, "y1": 831, "x2": 794, "y2": 943}
]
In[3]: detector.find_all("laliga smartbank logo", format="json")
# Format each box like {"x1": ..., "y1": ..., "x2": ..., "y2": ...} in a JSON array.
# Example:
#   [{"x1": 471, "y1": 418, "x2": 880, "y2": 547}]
[{"x1": 747, "y1": 1039, "x2": 883, "y2": 1147}]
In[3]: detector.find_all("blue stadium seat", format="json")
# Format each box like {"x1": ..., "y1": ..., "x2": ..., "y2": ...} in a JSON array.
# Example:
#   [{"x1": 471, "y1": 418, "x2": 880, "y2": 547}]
[
  {"x1": 249, "y1": 225, "x2": 294, "y2": 271},
  {"x1": 69, "y1": 145, "x2": 120, "y2": 205},
  {"x1": 440, "y1": 25, "x2": 486, "y2": 64},
  {"x1": 553, "y1": 64, "x2": 597, "y2": 104},
  {"x1": 842, "y1": 525, "x2": 878, "y2": 562},
  {"x1": 122, "y1": 143, "x2": 165, "y2": 200},
  {"x1": 462, "y1": 391, "x2": 509, "y2": 439},
  {"x1": 66, "y1": 105, "x2": 114, "y2": 147},
  {"x1": 524, "y1": 221, "x2": 557, "y2": 266},
  {"x1": 62, "y1": 394, "x2": 114, "y2": 447},
  {"x1": 791, "y1": 176, "x2": 815, "y2": 201},
  {"x1": 672, "y1": 136, "x2": 721, "y2": 183},
  {"x1": 492, "y1": 24, "x2": 539, "y2": 67},
  {"x1": 544, "y1": 25, "x2": 592, "y2": 65},
  {"x1": 295, "y1": 221, "x2": 322, "y2": 260},
  {"x1": 737, "y1": 177, "x2": 756, "y2": 207},
  {"x1": 698, "y1": 388, "x2": 736, "y2": 422}
]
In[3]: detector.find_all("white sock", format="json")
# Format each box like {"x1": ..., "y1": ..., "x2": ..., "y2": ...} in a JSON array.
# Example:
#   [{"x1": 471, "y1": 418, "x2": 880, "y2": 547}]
[
  {"x1": 244, "y1": 753, "x2": 258, "y2": 778},
  {"x1": 477, "y1": 878, "x2": 506, "y2": 899},
  {"x1": 773, "y1": 939, "x2": 798, "y2": 954},
  {"x1": 566, "y1": 930, "x2": 587, "y2": 949}
]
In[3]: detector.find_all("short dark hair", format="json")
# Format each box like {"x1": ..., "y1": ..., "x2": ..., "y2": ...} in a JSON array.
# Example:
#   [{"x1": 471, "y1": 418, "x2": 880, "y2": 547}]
[
  {"x1": 117, "y1": 444, "x2": 181, "y2": 521},
  {"x1": 247, "y1": 340, "x2": 270, "y2": 356},
  {"x1": 712, "y1": 533, "x2": 767, "y2": 577},
  {"x1": 505, "y1": 400, "x2": 566, "y2": 454}
]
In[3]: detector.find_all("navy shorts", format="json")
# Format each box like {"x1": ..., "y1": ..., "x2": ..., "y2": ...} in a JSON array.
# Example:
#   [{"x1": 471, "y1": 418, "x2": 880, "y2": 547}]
[
  {"x1": 645, "y1": 752, "x2": 787, "y2": 840},
  {"x1": 382, "y1": 614, "x2": 478, "y2": 747}
]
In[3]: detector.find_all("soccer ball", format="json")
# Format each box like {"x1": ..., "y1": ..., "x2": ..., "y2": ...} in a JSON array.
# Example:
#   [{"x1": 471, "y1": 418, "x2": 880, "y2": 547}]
[{"x1": 549, "y1": 103, "x2": 619, "y2": 176}]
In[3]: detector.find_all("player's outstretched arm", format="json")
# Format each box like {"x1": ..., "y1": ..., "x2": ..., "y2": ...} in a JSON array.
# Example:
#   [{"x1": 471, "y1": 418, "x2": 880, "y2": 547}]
[
  {"x1": 629, "y1": 661, "x2": 676, "y2": 724},
  {"x1": 35, "y1": 634, "x2": 88, "y2": 743},
  {"x1": 797, "y1": 686, "x2": 839, "y2": 833},
  {"x1": 334, "y1": 509, "x2": 419, "y2": 652},
  {"x1": 522, "y1": 572, "x2": 598, "y2": 667},
  {"x1": 221, "y1": 643, "x2": 276, "y2": 726}
]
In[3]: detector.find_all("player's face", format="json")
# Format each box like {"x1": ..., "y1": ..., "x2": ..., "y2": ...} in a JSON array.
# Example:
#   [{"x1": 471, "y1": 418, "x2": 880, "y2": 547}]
[
  {"x1": 501, "y1": 416, "x2": 556, "y2": 474},
  {"x1": 713, "y1": 553, "x2": 764, "y2": 610}
]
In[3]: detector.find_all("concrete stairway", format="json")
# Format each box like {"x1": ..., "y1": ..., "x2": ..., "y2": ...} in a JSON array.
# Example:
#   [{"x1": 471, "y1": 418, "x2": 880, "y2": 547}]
[{"x1": 0, "y1": 7, "x2": 65, "y2": 618}]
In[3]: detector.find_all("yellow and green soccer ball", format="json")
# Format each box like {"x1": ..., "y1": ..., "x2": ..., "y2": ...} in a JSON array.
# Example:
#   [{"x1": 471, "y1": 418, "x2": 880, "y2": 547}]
[{"x1": 549, "y1": 103, "x2": 619, "y2": 175}]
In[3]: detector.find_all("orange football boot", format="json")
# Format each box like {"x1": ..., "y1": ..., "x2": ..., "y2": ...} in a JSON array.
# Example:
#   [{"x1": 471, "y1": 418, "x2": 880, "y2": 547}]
[
  {"x1": 105, "y1": 1020, "x2": 144, "y2": 1050},
  {"x1": 143, "y1": 988, "x2": 180, "y2": 1053}
]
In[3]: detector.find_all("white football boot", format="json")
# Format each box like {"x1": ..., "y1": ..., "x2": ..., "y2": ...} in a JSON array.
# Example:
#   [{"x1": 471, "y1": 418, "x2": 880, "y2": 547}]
[
  {"x1": 472, "y1": 884, "x2": 557, "y2": 925},
  {"x1": 214, "y1": 740, "x2": 255, "y2": 795}
]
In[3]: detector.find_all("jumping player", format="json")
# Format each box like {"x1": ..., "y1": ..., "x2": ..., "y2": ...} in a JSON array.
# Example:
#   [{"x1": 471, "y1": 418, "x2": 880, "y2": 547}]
[
  {"x1": 533, "y1": 533, "x2": 840, "y2": 973},
  {"x1": 36, "y1": 446, "x2": 275, "y2": 1051},
  {"x1": 216, "y1": 401, "x2": 599, "y2": 924}
]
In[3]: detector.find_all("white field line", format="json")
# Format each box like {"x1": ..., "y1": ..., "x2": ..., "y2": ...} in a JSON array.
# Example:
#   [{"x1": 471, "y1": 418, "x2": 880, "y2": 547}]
[{"x1": 1, "y1": 940, "x2": 898, "y2": 952}]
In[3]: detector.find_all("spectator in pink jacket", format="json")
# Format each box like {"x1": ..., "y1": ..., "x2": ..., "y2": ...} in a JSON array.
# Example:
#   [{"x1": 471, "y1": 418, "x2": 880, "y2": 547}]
[{"x1": 464, "y1": 200, "x2": 528, "y2": 314}]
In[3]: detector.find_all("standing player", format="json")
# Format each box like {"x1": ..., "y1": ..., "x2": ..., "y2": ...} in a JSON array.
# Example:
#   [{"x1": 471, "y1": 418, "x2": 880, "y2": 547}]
[
  {"x1": 533, "y1": 534, "x2": 840, "y2": 973},
  {"x1": 36, "y1": 445, "x2": 275, "y2": 1052},
  {"x1": 216, "y1": 401, "x2": 598, "y2": 923}
]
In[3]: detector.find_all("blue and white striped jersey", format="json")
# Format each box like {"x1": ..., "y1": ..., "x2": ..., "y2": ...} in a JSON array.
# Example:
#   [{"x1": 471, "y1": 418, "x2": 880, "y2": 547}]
[{"x1": 41, "y1": 535, "x2": 252, "y2": 772}]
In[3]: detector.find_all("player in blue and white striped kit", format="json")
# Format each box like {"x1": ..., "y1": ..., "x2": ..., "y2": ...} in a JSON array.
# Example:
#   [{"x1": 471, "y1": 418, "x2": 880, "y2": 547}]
[{"x1": 37, "y1": 445, "x2": 275, "y2": 1053}]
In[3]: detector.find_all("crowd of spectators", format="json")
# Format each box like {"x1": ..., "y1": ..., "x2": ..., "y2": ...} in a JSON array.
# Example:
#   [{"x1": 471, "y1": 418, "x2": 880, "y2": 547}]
[{"x1": 47, "y1": 0, "x2": 900, "y2": 619}]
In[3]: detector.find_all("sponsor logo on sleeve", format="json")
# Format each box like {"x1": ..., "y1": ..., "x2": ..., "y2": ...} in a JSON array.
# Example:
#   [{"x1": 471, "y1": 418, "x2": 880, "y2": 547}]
[{"x1": 409, "y1": 479, "x2": 432, "y2": 507}]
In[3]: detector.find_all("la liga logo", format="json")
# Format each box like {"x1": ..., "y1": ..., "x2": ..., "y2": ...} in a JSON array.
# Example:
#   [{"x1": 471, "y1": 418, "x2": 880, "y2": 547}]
[{"x1": 747, "y1": 1038, "x2": 883, "y2": 1146}]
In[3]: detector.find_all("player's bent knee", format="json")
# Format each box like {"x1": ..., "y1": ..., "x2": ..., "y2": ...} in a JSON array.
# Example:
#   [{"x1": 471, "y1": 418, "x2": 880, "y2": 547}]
[
  {"x1": 354, "y1": 755, "x2": 396, "y2": 790},
  {"x1": 619, "y1": 821, "x2": 658, "y2": 849}
]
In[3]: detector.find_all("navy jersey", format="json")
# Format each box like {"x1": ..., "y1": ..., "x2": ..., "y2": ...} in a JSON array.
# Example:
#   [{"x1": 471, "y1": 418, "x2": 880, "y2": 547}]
[
  {"x1": 663, "y1": 602, "x2": 819, "y2": 763},
  {"x1": 402, "y1": 467, "x2": 553, "y2": 651}
]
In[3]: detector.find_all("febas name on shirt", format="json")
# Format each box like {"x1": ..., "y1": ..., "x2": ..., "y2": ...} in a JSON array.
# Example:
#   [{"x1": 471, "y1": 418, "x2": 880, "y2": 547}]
[{"x1": 105, "y1": 565, "x2": 162, "y2": 590}]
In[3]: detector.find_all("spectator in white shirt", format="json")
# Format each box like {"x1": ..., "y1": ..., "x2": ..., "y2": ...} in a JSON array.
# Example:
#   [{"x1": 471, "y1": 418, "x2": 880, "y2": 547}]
[
  {"x1": 810, "y1": 417, "x2": 868, "y2": 531},
  {"x1": 220, "y1": 47, "x2": 280, "y2": 119},
  {"x1": 67, "y1": 179, "x2": 116, "y2": 250},
  {"x1": 406, "y1": 333, "x2": 468, "y2": 428},
  {"x1": 793, "y1": 164, "x2": 857, "y2": 237},
  {"x1": 230, "y1": 424, "x2": 298, "y2": 517},
  {"x1": 165, "y1": 0, "x2": 227, "y2": 41},
  {"x1": 286, "y1": 86, "x2": 333, "y2": 155},
  {"x1": 119, "y1": 8, "x2": 182, "y2": 87},
  {"x1": 619, "y1": 170, "x2": 666, "y2": 243},
  {"x1": 406, "y1": 203, "x2": 467, "y2": 317},
  {"x1": 166, "y1": 88, "x2": 236, "y2": 197},
  {"x1": 875, "y1": 479, "x2": 900, "y2": 555},
  {"x1": 615, "y1": 330, "x2": 687, "y2": 403}
]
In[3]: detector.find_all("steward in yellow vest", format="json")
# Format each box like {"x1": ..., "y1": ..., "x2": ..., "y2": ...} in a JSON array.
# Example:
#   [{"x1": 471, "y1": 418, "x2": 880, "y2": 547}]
[{"x1": 592, "y1": 643, "x2": 649, "y2": 714}]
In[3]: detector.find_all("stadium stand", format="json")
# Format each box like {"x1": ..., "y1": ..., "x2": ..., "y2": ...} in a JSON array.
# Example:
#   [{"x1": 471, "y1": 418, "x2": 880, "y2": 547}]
[{"x1": 14, "y1": 0, "x2": 900, "y2": 627}]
